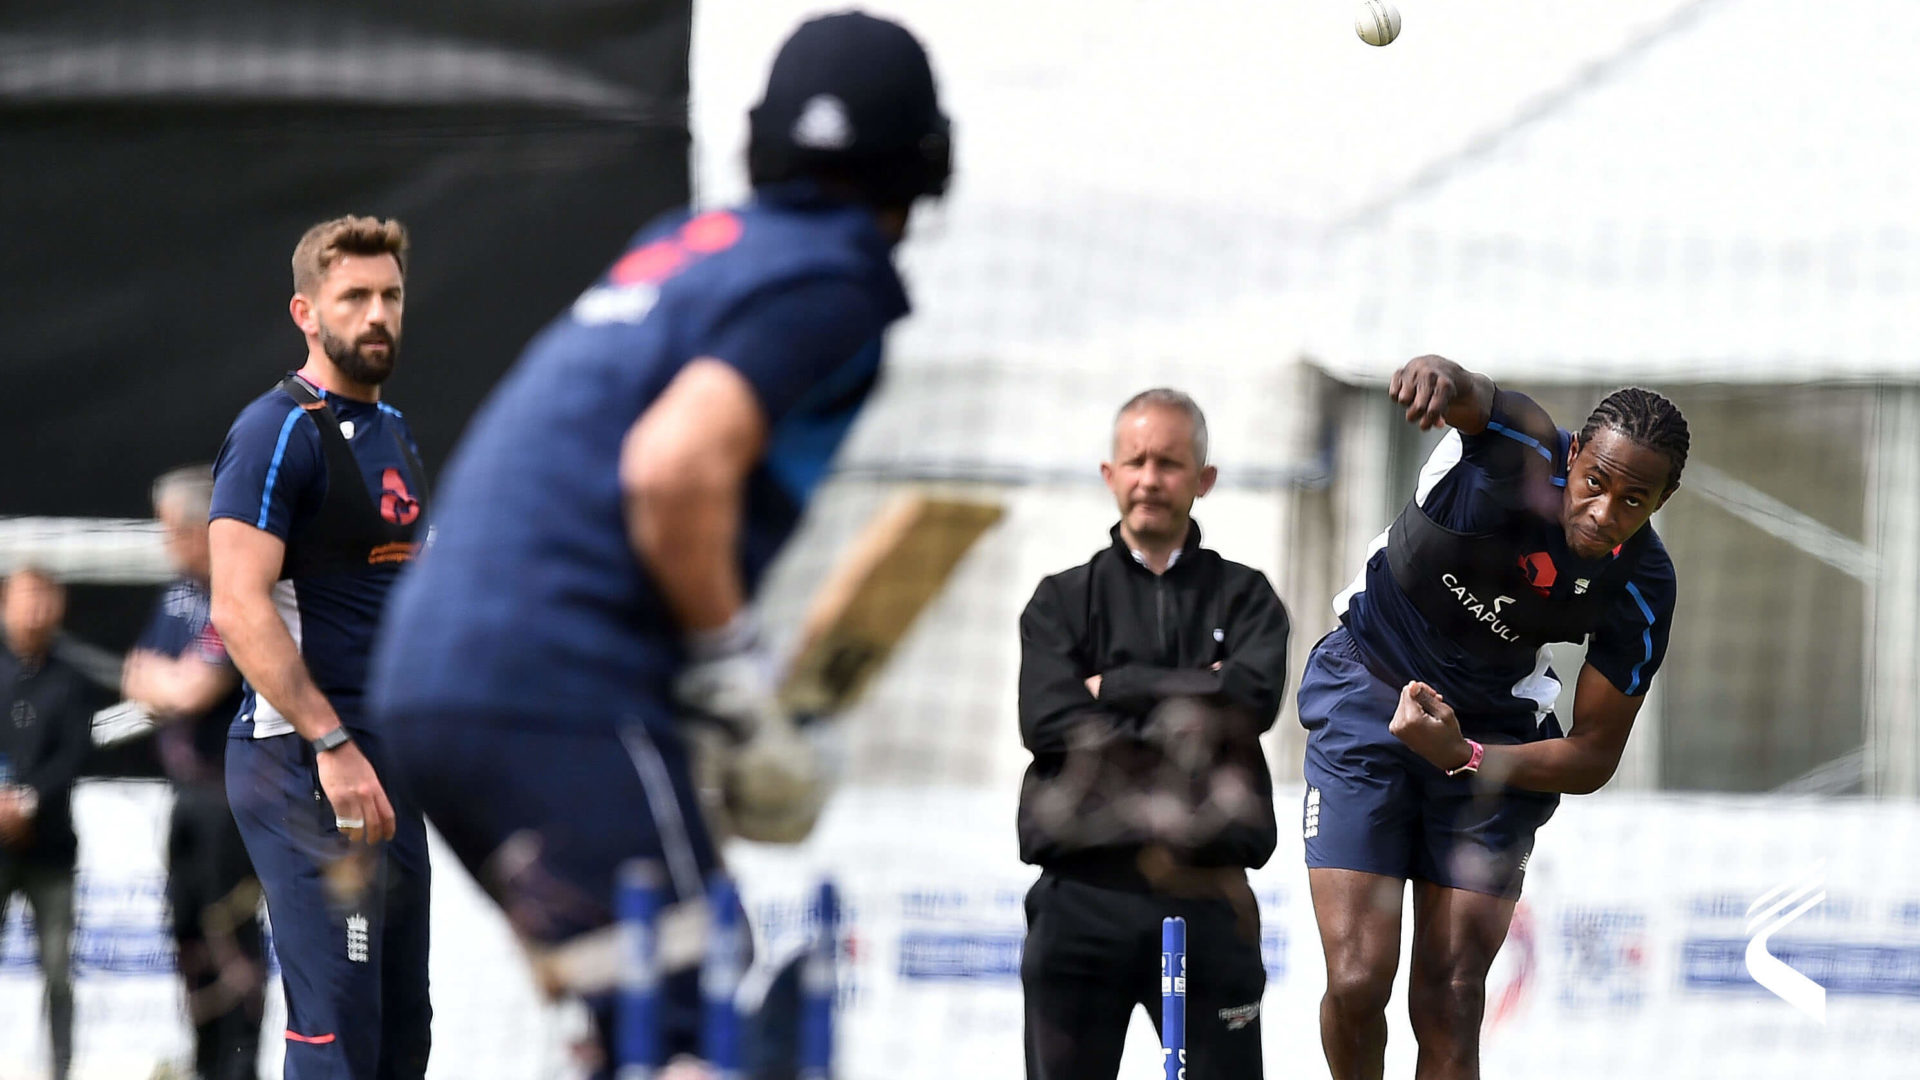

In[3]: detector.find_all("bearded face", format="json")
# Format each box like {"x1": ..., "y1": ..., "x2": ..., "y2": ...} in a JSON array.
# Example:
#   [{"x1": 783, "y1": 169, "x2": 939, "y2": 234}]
[
  {"x1": 317, "y1": 315, "x2": 398, "y2": 385},
  {"x1": 299, "y1": 250, "x2": 405, "y2": 388}
]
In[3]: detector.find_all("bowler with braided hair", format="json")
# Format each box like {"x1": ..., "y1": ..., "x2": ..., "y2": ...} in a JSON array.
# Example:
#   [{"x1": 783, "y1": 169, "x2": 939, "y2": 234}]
[{"x1": 1300, "y1": 355, "x2": 1687, "y2": 1080}]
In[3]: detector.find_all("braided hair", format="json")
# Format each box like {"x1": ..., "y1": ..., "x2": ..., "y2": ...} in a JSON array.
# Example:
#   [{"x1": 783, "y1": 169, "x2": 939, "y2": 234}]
[{"x1": 1578, "y1": 388, "x2": 1690, "y2": 488}]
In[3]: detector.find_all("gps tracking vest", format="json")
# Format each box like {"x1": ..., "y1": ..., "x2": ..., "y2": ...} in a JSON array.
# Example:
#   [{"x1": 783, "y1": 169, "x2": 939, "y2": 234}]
[
  {"x1": 277, "y1": 374, "x2": 429, "y2": 578},
  {"x1": 1384, "y1": 497, "x2": 1648, "y2": 665}
]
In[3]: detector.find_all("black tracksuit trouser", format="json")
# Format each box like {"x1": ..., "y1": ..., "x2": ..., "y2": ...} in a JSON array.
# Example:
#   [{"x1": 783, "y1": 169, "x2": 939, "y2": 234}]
[
  {"x1": 1022, "y1": 873, "x2": 1266, "y2": 1080},
  {"x1": 169, "y1": 781, "x2": 266, "y2": 1080}
]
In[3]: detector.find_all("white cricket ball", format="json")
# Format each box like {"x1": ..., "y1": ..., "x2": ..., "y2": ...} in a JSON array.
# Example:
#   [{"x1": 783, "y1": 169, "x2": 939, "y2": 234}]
[{"x1": 1356, "y1": 0, "x2": 1402, "y2": 46}]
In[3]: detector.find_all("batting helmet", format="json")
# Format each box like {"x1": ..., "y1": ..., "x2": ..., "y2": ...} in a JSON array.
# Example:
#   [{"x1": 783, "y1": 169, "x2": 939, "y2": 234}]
[{"x1": 747, "y1": 11, "x2": 952, "y2": 208}]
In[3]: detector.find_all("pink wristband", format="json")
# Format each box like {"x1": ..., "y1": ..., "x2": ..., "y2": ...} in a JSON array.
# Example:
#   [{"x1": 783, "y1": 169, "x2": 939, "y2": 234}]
[{"x1": 1446, "y1": 739, "x2": 1484, "y2": 777}]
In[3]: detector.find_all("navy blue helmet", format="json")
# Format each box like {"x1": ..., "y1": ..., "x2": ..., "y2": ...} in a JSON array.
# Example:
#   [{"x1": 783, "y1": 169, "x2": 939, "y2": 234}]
[{"x1": 748, "y1": 10, "x2": 952, "y2": 207}]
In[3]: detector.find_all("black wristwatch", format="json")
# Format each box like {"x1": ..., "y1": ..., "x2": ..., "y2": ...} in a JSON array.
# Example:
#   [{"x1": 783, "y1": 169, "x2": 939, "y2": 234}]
[{"x1": 311, "y1": 727, "x2": 353, "y2": 754}]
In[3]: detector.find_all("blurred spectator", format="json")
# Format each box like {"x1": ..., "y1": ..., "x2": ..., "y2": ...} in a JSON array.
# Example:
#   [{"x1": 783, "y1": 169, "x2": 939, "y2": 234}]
[
  {"x1": 0, "y1": 568, "x2": 92, "y2": 1080},
  {"x1": 123, "y1": 465, "x2": 264, "y2": 1080}
]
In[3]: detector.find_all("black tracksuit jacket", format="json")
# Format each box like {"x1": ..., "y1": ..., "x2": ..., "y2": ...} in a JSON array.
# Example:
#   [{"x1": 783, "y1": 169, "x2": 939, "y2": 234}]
[{"x1": 1016, "y1": 522, "x2": 1291, "y2": 888}]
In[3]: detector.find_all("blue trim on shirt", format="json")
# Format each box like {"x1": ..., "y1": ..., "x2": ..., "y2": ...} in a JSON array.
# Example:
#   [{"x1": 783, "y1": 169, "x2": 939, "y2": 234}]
[
  {"x1": 1486, "y1": 420, "x2": 1553, "y2": 462},
  {"x1": 256, "y1": 408, "x2": 306, "y2": 529},
  {"x1": 762, "y1": 338, "x2": 883, "y2": 501},
  {"x1": 1623, "y1": 581, "x2": 1657, "y2": 695},
  {"x1": 376, "y1": 402, "x2": 403, "y2": 419}
]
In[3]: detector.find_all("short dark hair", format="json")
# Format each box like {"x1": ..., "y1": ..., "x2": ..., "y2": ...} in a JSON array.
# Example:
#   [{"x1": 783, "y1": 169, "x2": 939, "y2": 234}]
[
  {"x1": 292, "y1": 215, "x2": 409, "y2": 296},
  {"x1": 1578, "y1": 387, "x2": 1690, "y2": 488}
]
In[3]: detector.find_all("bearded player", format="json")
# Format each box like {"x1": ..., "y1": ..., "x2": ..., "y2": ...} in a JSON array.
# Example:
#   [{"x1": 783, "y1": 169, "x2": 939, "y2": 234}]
[
  {"x1": 1301, "y1": 354, "x2": 1687, "y2": 1079},
  {"x1": 209, "y1": 216, "x2": 431, "y2": 1080}
]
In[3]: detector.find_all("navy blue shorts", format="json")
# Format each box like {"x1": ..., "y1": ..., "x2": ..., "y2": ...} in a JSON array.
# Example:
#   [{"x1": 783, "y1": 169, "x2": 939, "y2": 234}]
[
  {"x1": 1298, "y1": 628, "x2": 1558, "y2": 900},
  {"x1": 227, "y1": 725, "x2": 432, "y2": 1080},
  {"x1": 385, "y1": 708, "x2": 720, "y2": 1074}
]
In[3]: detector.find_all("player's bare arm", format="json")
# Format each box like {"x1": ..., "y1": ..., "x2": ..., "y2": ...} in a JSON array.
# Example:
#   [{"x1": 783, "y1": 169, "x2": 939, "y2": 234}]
[
  {"x1": 208, "y1": 520, "x2": 341, "y2": 737},
  {"x1": 620, "y1": 357, "x2": 767, "y2": 633},
  {"x1": 209, "y1": 517, "x2": 395, "y2": 842},
  {"x1": 1389, "y1": 664, "x2": 1641, "y2": 795},
  {"x1": 622, "y1": 355, "x2": 821, "y2": 842},
  {"x1": 121, "y1": 648, "x2": 237, "y2": 720}
]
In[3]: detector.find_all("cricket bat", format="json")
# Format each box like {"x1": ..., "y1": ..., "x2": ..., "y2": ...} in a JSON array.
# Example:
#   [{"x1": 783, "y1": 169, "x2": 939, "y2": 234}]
[{"x1": 779, "y1": 493, "x2": 1003, "y2": 717}]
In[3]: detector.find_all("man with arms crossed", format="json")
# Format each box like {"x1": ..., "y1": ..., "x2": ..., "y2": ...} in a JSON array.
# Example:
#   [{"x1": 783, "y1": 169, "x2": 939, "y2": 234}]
[
  {"x1": 366, "y1": 12, "x2": 951, "y2": 1075},
  {"x1": 1018, "y1": 390, "x2": 1291, "y2": 1080},
  {"x1": 209, "y1": 217, "x2": 430, "y2": 1079},
  {"x1": 1303, "y1": 354, "x2": 1687, "y2": 1079}
]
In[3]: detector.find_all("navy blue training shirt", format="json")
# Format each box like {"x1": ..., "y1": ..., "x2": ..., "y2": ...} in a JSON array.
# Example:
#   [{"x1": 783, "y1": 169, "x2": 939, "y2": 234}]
[
  {"x1": 1336, "y1": 394, "x2": 1677, "y2": 733},
  {"x1": 210, "y1": 377, "x2": 427, "y2": 735},
  {"x1": 134, "y1": 579, "x2": 244, "y2": 782},
  {"x1": 368, "y1": 186, "x2": 909, "y2": 729}
]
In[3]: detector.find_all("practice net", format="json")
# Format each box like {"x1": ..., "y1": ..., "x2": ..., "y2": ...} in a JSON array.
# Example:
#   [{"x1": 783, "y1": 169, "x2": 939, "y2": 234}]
[{"x1": 6, "y1": 0, "x2": 1920, "y2": 1077}]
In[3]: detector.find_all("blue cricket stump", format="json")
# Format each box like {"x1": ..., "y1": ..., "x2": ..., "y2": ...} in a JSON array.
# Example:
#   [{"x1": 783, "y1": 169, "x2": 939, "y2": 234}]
[
  {"x1": 1162, "y1": 915, "x2": 1187, "y2": 1080},
  {"x1": 616, "y1": 862, "x2": 839, "y2": 1079},
  {"x1": 799, "y1": 880, "x2": 838, "y2": 1080},
  {"x1": 616, "y1": 862, "x2": 666, "y2": 1079},
  {"x1": 703, "y1": 874, "x2": 747, "y2": 1080}
]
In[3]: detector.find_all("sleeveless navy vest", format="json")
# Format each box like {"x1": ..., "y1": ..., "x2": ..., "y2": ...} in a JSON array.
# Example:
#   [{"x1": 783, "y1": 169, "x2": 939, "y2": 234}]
[
  {"x1": 276, "y1": 374, "x2": 429, "y2": 579},
  {"x1": 1385, "y1": 497, "x2": 1649, "y2": 665}
]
